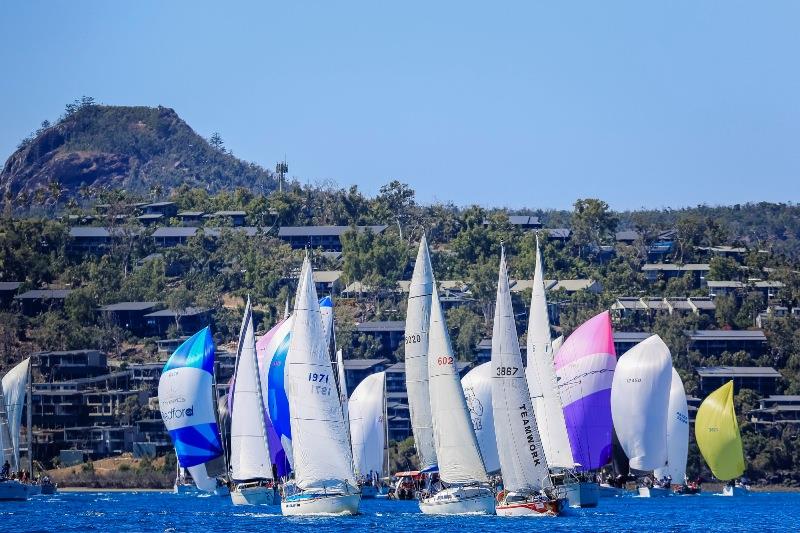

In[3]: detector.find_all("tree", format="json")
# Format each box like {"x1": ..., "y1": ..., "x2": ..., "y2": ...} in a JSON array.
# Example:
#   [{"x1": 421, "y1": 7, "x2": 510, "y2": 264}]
[
  {"x1": 571, "y1": 199, "x2": 618, "y2": 257},
  {"x1": 209, "y1": 132, "x2": 224, "y2": 151},
  {"x1": 708, "y1": 256, "x2": 740, "y2": 281},
  {"x1": 166, "y1": 287, "x2": 194, "y2": 332},
  {"x1": 446, "y1": 307, "x2": 485, "y2": 362}
]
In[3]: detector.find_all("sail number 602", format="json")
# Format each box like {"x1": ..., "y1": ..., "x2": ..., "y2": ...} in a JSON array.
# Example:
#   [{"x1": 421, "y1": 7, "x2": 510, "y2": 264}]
[
  {"x1": 496, "y1": 366, "x2": 519, "y2": 376},
  {"x1": 436, "y1": 356, "x2": 453, "y2": 365}
]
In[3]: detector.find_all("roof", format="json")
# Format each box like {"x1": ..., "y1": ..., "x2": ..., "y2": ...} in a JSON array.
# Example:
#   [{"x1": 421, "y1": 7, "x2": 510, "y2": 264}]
[
  {"x1": 278, "y1": 225, "x2": 388, "y2": 238},
  {"x1": 612, "y1": 297, "x2": 648, "y2": 310},
  {"x1": 342, "y1": 358, "x2": 390, "y2": 371},
  {"x1": 666, "y1": 298, "x2": 694, "y2": 310},
  {"x1": 137, "y1": 214, "x2": 164, "y2": 220},
  {"x1": 753, "y1": 281, "x2": 785, "y2": 288},
  {"x1": 697, "y1": 245, "x2": 747, "y2": 253},
  {"x1": 152, "y1": 227, "x2": 197, "y2": 238},
  {"x1": 177, "y1": 211, "x2": 204, "y2": 216},
  {"x1": 642, "y1": 263, "x2": 710, "y2": 271},
  {"x1": 615, "y1": 230, "x2": 641, "y2": 242},
  {"x1": 385, "y1": 362, "x2": 406, "y2": 373},
  {"x1": 509, "y1": 279, "x2": 557, "y2": 293},
  {"x1": 313, "y1": 270, "x2": 343, "y2": 284},
  {"x1": 144, "y1": 201, "x2": 176, "y2": 208},
  {"x1": 144, "y1": 307, "x2": 209, "y2": 318},
  {"x1": 707, "y1": 281, "x2": 744, "y2": 288},
  {"x1": 0, "y1": 281, "x2": 21, "y2": 291},
  {"x1": 643, "y1": 298, "x2": 670, "y2": 311},
  {"x1": 546, "y1": 228, "x2": 571, "y2": 239},
  {"x1": 689, "y1": 298, "x2": 716, "y2": 310},
  {"x1": 696, "y1": 366, "x2": 781, "y2": 378},
  {"x1": 99, "y1": 301, "x2": 160, "y2": 312},
  {"x1": 613, "y1": 331, "x2": 651, "y2": 343},
  {"x1": 356, "y1": 321, "x2": 405, "y2": 333},
  {"x1": 69, "y1": 227, "x2": 137, "y2": 238},
  {"x1": 15, "y1": 289, "x2": 72, "y2": 300},
  {"x1": 204, "y1": 227, "x2": 259, "y2": 237},
  {"x1": 205, "y1": 210, "x2": 246, "y2": 216},
  {"x1": 552, "y1": 279, "x2": 599, "y2": 292},
  {"x1": 687, "y1": 329, "x2": 767, "y2": 342}
]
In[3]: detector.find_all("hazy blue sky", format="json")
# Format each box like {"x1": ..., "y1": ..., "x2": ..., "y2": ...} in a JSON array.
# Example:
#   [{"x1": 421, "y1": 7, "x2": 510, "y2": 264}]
[{"x1": 2, "y1": 1, "x2": 798, "y2": 210}]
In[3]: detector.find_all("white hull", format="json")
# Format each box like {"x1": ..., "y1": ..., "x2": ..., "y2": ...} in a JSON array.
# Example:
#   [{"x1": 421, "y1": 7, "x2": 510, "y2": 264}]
[
  {"x1": 419, "y1": 486, "x2": 496, "y2": 515},
  {"x1": 0, "y1": 480, "x2": 32, "y2": 501},
  {"x1": 231, "y1": 484, "x2": 279, "y2": 505},
  {"x1": 638, "y1": 486, "x2": 670, "y2": 498},
  {"x1": 281, "y1": 492, "x2": 361, "y2": 515},
  {"x1": 558, "y1": 481, "x2": 599, "y2": 508},
  {"x1": 173, "y1": 483, "x2": 201, "y2": 495},
  {"x1": 722, "y1": 485, "x2": 749, "y2": 497}
]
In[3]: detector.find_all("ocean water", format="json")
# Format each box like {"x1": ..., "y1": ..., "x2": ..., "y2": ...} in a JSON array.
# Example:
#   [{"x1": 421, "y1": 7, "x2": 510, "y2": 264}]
[{"x1": 2, "y1": 491, "x2": 799, "y2": 533}]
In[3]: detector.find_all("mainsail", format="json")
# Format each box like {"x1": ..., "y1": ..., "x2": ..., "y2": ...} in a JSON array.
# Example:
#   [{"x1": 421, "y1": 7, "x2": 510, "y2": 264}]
[
  {"x1": 256, "y1": 316, "x2": 294, "y2": 476},
  {"x1": 525, "y1": 237, "x2": 574, "y2": 469},
  {"x1": 461, "y1": 363, "x2": 501, "y2": 474},
  {"x1": 654, "y1": 368, "x2": 689, "y2": 483},
  {"x1": 610, "y1": 335, "x2": 672, "y2": 471},
  {"x1": 554, "y1": 311, "x2": 616, "y2": 471},
  {"x1": 1, "y1": 358, "x2": 30, "y2": 471},
  {"x1": 230, "y1": 298, "x2": 272, "y2": 482},
  {"x1": 695, "y1": 380, "x2": 745, "y2": 481},
  {"x1": 285, "y1": 256, "x2": 355, "y2": 490},
  {"x1": 404, "y1": 235, "x2": 437, "y2": 472},
  {"x1": 491, "y1": 251, "x2": 550, "y2": 491},
  {"x1": 348, "y1": 371, "x2": 387, "y2": 478},
  {"x1": 428, "y1": 285, "x2": 487, "y2": 485},
  {"x1": 158, "y1": 327, "x2": 224, "y2": 492}
]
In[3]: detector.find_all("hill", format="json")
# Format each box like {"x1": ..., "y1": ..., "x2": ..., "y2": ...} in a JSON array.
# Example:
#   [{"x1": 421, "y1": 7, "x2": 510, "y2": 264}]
[{"x1": 1, "y1": 100, "x2": 276, "y2": 204}]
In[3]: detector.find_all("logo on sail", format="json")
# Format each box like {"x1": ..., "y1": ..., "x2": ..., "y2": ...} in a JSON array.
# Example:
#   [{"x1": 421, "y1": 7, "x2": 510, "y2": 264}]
[{"x1": 519, "y1": 404, "x2": 541, "y2": 466}]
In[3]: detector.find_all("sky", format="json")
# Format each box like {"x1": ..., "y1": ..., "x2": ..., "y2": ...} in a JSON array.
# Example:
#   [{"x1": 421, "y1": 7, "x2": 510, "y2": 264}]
[{"x1": 1, "y1": 1, "x2": 798, "y2": 211}]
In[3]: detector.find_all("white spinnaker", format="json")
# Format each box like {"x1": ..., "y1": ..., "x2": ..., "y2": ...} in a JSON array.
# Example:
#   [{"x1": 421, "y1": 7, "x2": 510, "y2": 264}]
[
  {"x1": 286, "y1": 257, "x2": 355, "y2": 490},
  {"x1": 525, "y1": 238, "x2": 574, "y2": 469},
  {"x1": 230, "y1": 299, "x2": 272, "y2": 481},
  {"x1": 404, "y1": 235, "x2": 437, "y2": 471},
  {"x1": 654, "y1": 368, "x2": 689, "y2": 483},
  {"x1": 492, "y1": 252, "x2": 551, "y2": 491},
  {"x1": 428, "y1": 285, "x2": 487, "y2": 485},
  {"x1": 461, "y1": 363, "x2": 501, "y2": 474},
  {"x1": 348, "y1": 372, "x2": 386, "y2": 478},
  {"x1": 1, "y1": 358, "x2": 30, "y2": 471},
  {"x1": 610, "y1": 335, "x2": 672, "y2": 471}
]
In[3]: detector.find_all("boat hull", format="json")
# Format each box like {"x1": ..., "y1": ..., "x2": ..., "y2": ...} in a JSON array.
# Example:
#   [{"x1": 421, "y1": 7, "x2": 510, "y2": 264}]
[
  {"x1": 598, "y1": 484, "x2": 629, "y2": 498},
  {"x1": 496, "y1": 494, "x2": 564, "y2": 517},
  {"x1": 558, "y1": 481, "x2": 599, "y2": 508},
  {"x1": 722, "y1": 485, "x2": 749, "y2": 497},
  {"x1": 39, "y1": 482, "x2": 57, "y2": 495},
  {"x1": 231, "y1": 484, "x2": 279, "y2": 505},
  {"x1": 173, "y1": 483, "x2": 201, "y2": 495},
  {"x1": 0, "y1": 480, "x2": 30, "y2": 501},
  {"x1": 214, "y1": 485, "x2": 230, "y2": 496},
  {"x1": 281, "y1": 492, "x2": 361, "y2": 515},
  {"x1": 360, "y1": 485, "x2": 379, "y2": 499},
  {"x1": 638, "y1": 486, "x2": 670, "y2": 498},
  {"x1": 419, "y1": 486, "x2": 496, "y2": 515}
]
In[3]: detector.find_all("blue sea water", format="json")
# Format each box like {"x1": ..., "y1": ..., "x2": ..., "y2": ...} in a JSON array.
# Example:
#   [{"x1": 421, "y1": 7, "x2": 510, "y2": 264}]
[{"x1": 3, "y1": 491, "x2": 799, "y2": 533}]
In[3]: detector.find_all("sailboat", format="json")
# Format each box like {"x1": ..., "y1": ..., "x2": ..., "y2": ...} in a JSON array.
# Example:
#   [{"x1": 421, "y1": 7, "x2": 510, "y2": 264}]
[
  {"x1": 229, "y1": 298, "x2": 278, "y2": 505},
  {"x1": 610, "y1": 335, "x2": 673, "y2": 498},
  {"x1": 0, "y1": 358, "x2": 38, "y2": 501},
  {"x1": 694, "y1": 381, "x2": 746, "y2": 496},
  {"x1": 655, "y1": 368, "x2": 692, "y2": 494},
  {"x1": 404, "y1": 235, "x2": 438, "y2": 482},
  {"x1": 348, "y1": 371, "x2": 387, "y2": 499},
  {"x1": 524, "y1": 237, "x2": 583, "y2": 506},
  {"x1": 281, "y1": 256, "x2": 360, "y2": 515},
  {"x1": 553, "y1": 310, "x2": 617, "y2": 507},
  {"x1": 419, "y1": 285, "x2": 494, "y2": 515},
  {"x1": 158, "y1": 327, "x2": 227, "y2": 495},
  {"x1": 492, "y1": 250, "x2": 564, "y2": 516},
  {"x1": 461, "y1": 363, "x2": 501, "y2": 475}
]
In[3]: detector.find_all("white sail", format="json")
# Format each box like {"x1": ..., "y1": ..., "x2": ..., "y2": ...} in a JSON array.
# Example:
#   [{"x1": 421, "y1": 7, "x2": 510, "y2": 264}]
[
  {"x1": 492, "y1": 251, "x2": 551, "y2": 491},
  {"x1": 348, "y1": 372, "x2": 386, "y2": 478},
  {"x1": 404, "y1": 235, "x2": 438, "y2": 471},
  {"x1": 336, "y1": 349, "x2": 349, "y2": 429},
  {"x1": 461, "y1": 363, "x2": 501, "y2": 474},
  {"x1": 525, "y1": 238, "x2": 574, "y2": 469},
  {"x1": 610, "y1": 335, "x2": 672, "y2": 471},
  {"x1": 551, "y1": 335, "x2": 564, "y2": 356},
  {"x1": 286, "y1": 256, "x2": 355, "y2": 490},
  {"x1": 428, "y1": 285, "x2": 487, "y2": 484},
  {"x1": 654, "y1": 368, "x2": 689, "y2": 483},
  {"x1": 230, "y1": 298, "x2": 273, "y2": 481},
  {"x1": 1, "y1": 358, "x2": 30, "y2": 471}
]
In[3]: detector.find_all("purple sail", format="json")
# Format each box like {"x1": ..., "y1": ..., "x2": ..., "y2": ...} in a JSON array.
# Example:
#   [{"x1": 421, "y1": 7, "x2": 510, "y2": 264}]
[{"x1": 554, "y1": 311, "x2": 616, "y2": 471}]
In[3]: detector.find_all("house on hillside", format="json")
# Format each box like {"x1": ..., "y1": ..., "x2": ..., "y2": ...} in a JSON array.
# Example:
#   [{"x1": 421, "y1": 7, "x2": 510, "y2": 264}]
[
  {"x1": 687, "y1": 329, "x2": 767, "y2": 357},
  {"x1": 143, "y1": 202, "x2": 178, "y2": 218},
  {"x1": 98, "y1": 302, "x2": 161, "y2": 335},
  {"x1": 177, "y1": 211, "x2": 205, "y2": 226},
  {"x1": 278, "y1": 225, "x2": 388, "y2": 251},
  {"x1": 642, "y1": 263, "x2": 710, "y2": 287},
  {"x1": 203, "y1": 210, "x2": 246, "y2": 227},
  {"x1": 14, "y1": 289, "x2": 72, "y2": 315},
  {"x1": 696, "y1": 366, "x2": 781, "y2": 396},
  {"x1": 484, "y1": 215, "x2": 542, "y2": 230},
  {"x1": 144, "y1": 307, "x2": 211, "y2": 336},
  {"x1": 354, "y1": 321, "x2": 405, "y2": 358},
  {"x1": 0, "y1": 281, "x2": 21, "y2": 308}
]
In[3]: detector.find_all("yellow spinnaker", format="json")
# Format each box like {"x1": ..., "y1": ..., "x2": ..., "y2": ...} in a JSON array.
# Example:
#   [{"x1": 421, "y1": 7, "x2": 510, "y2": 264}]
[{"x1": 694, "y1": 380, "x2": 745, "y2": 481}]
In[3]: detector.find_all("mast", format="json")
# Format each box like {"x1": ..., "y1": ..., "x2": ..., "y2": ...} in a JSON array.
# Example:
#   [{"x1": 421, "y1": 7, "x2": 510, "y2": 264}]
[
  {"x1": 27, "y1": 361, "x2": 33, "y2": 475},
  {"x1": 212, "y1": 358, "x2": 229, "y2": 481},
  {"x1": 384, "y1": 372, "x2": 390, "y2": 479}
]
